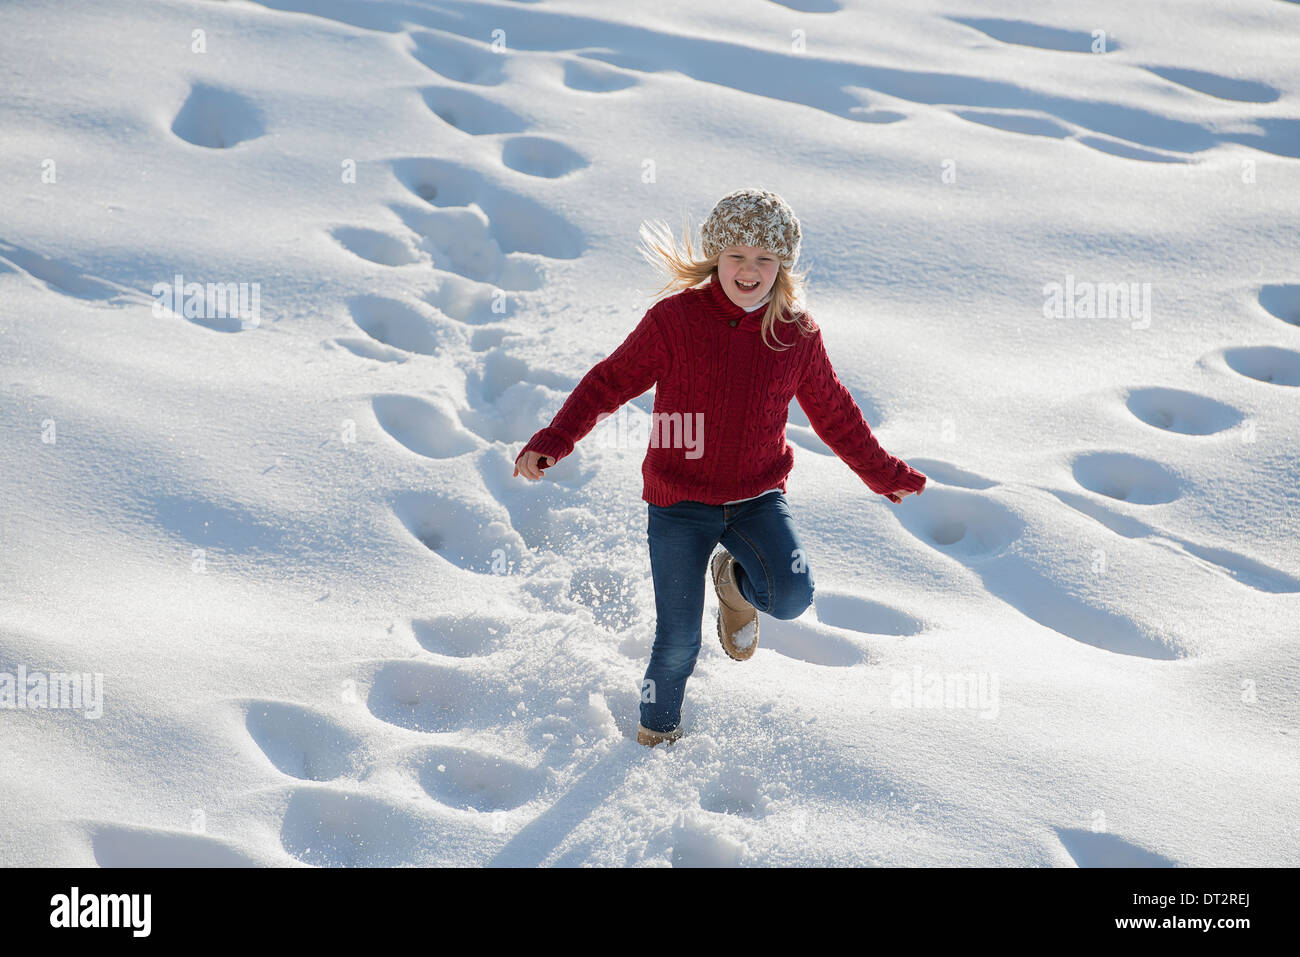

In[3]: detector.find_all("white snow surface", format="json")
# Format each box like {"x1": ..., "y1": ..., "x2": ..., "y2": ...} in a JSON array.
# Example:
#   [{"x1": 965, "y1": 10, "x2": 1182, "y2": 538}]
[{"x1": 1, "y1": 0, "x2": 1298, "y2": 867}]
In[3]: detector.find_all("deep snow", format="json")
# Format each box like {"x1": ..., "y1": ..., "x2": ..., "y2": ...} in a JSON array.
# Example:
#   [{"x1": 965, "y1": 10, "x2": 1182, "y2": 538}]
[{"x1": 1, "y1": 0, "x2": 1297, "y2": 866}]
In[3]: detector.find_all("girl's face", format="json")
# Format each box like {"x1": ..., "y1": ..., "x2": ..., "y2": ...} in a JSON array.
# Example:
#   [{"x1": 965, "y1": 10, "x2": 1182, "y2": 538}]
[{"x1": 716, "y1": 245, "x2": 779, "y2": 309}]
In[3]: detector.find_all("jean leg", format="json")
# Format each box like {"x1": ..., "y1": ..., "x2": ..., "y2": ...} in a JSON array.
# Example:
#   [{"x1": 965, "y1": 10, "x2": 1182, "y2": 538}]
[
  {"x1": 719, "y1": 492, "x2": 815, "y2": 621},
  {"x1": 640, "y1": 501, "x2": 721, "y2": 732}
]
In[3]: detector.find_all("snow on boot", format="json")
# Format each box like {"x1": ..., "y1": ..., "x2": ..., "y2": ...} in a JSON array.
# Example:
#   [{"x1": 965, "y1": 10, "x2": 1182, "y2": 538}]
[{"x1": 711, "y1": 548, "x2": 758, "y2": 661}]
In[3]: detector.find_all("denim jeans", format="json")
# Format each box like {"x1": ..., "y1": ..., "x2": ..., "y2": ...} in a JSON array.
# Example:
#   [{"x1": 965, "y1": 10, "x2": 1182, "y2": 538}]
[{"x1": 640, "y1": 490, "x2": 816, "y2": 733}]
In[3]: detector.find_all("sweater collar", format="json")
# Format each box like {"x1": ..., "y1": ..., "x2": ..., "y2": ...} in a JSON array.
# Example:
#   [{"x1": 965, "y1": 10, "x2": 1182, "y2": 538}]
[{"x1": 701, "y1": 273, "x2": 768, "y2": 332}]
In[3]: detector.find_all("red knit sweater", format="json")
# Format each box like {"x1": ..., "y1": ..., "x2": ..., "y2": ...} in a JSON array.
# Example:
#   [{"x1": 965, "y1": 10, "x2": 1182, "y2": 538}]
[{"x1": 516, "y1": 274, "x2": 927, "y2": 506}]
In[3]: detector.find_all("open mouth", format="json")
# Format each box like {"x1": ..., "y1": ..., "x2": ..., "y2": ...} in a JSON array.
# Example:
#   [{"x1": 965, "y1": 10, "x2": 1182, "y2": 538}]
[{"x1": 735, "y1": 279, "x2": 759, "y2": 292}]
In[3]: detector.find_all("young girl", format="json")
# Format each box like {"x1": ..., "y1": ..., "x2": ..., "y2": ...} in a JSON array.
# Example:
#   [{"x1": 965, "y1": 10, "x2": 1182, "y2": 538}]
[{"x1": 513, "y1": 188, "x2": 926, "y2": 747}]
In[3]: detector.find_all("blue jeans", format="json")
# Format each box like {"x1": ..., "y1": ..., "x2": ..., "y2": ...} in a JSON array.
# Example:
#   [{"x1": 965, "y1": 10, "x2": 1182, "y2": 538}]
[{"x1": 640, "y1": 490, "x2": 816, "y2": 733}]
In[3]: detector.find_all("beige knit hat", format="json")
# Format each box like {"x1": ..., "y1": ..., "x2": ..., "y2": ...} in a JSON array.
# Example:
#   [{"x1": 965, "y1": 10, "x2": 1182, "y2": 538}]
[{"x1": 700, "y1": 188, "x2": 801, "y2": 270}]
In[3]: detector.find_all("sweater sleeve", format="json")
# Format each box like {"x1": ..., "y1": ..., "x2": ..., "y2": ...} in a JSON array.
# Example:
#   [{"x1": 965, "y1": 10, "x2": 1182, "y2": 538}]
[
  {"x1": 794, "y1": 326, "x2": 927, "y2": 500},
  {"x1": 516, "y1": 304, "x2": 669, "y2": 467}
]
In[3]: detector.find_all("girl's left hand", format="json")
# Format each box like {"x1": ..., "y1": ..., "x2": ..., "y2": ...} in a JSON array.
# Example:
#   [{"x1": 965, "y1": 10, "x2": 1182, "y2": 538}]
[{"x1": 886, "y1": 487, "x2": 923, "y2": 504}]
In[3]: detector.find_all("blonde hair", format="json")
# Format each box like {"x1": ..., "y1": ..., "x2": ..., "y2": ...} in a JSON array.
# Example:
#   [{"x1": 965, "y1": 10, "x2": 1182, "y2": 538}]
[{"x1": 637, "y1": 212, "x2": 816, "y2": 352}]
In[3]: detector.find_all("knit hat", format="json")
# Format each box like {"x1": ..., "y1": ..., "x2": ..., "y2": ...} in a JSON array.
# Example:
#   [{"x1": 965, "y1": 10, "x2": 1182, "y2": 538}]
[{"x1": 700, "y1": 188, "x2": 801, "y2": 270}]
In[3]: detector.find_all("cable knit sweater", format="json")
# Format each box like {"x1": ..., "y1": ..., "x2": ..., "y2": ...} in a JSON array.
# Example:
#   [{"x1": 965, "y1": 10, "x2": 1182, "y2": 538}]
[{"x1": 516, "y1": 274, "x2": 928, "y2": 507}]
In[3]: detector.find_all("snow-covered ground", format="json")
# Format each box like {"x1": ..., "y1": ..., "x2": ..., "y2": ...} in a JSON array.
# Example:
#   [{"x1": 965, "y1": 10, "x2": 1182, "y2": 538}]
[{"x1": 1, "y1": 0, "x2": 1297, "y2": 867}]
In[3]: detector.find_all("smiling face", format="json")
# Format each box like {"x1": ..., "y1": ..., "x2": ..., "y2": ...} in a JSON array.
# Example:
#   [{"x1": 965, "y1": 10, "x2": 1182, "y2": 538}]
[{"x1": 716, "y1": 244, "x2": 780, "y2": 310}]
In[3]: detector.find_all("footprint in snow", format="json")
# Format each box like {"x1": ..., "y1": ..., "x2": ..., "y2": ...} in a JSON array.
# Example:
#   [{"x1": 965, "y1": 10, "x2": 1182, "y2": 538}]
[
  {"x1": 1220, "y1": 345, "x2": 1300, "y2": 387},
  {"x1": 410, "y1": 744, "x2": 550, "y2": 812},
  {"x1": 279, "y1": 787, "x2": 451, "y2": 867},
  {"x1": 896, "y1": 488, "x2": 1183, "y2": 659},
  {"x1": 423, "y1": 272, "x2": 518, "y2": 326},
  {"x1": 0, "y1": 239, "x2": 148, "y2": 307},
  {"x1": 1123, "y1": 387, "x2": 1245, "y2": 436},
  {"x1": 699, "y1": 770, "x2": 767, "y2": 818},
  {"x1": 468, "y1": 327, "x2": 512, "y2": 352},
  {"x1": 455, "y1": 351, "x2": 586, "y2": 450},
  {"x1": 669, "y1": 815, "x2": 746, "y2": 867},
  {"x1": 420, "y1": 85, "x2": 529, "y2": 135},
  {"x1": 372, "y1": 393, "x2": 479, "y2": 459},
  {"x1": 811, "y1": 590, "x2": 925, "y2": 637},
  {"x1": 1070, "y1": 451, "x2": 1184, "y2": 505},
  {"x1": 330, "y1": 226, "x2": 424, "y2": 267},
  {"x1": 390, "y1": 487, "x2": 529, "y2": 574},
  {"x1": 330, "y1": 337, "x2": 408, "y2": 363},
  {"x1": 1259, "y1": 284, "x2": 1300, "y2": 327},
  {"x1": 500, "y1": 135, "x2": 588, "y2": 178},
  {"x1": 390, "y1": 156, "x2": 584, "y2": 260},
  {"x1": 1049, "y1": 488, "x2": 1300, "y2": 594},
  {"x1": 894, "y1": 486, "x2": 1026, "y2": 561},
  {"x1": 1054, "y1": 827, "x2": 1176, "y2": 867},
  {"x1": 346, "y1": 294, "x2": 451, "y2": 355},
  {"x1": 408, "y1": 29, "x2": 507, "y2": 85},
  {"x1": 411, "y1": 612, "x2": 512, "y2": 658},
  {"x1": 89, "y1": 823, "x2": 265, "y2": 867},
  {"x1": 170, "y1": 82, "x2": 265, "y2": 149},
  {"x1": 561, "y1": 58, "x2": 639, "y2": 93},
  {"x1": 363, "y1": 659, "x2": 522, "y2": 734},
  {"x1": 243, "y1": 699, "x2": 366, "y2": 782},
  {"x1": 470, "y1": 347, "x2": 573, "y2": 404},
  {"x1": 753, "y1": 616, "x2": 870, "y2": 667}
]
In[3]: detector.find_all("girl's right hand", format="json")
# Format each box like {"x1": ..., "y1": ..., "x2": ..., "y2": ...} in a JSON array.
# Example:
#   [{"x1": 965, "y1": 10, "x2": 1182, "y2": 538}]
[{"x1": 513, "y1": 450, "x2": 553, "y2": 480}]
